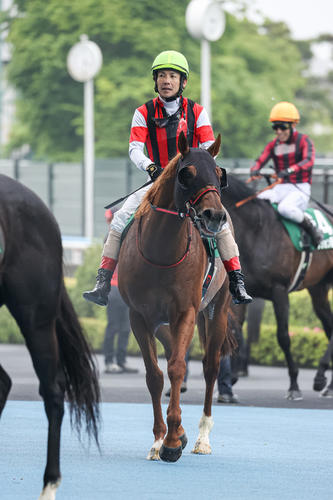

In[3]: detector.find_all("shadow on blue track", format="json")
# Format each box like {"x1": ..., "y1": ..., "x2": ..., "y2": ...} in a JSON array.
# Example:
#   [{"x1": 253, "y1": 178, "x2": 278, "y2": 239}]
[{"x1": 1, "y1": 401, "x2": 332, "y2": 500}]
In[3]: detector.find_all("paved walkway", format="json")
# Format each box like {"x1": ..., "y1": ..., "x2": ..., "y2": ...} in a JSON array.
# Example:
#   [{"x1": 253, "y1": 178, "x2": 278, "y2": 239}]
[{"x1": 1, "y1": 344, "x2": 332, "y2": 409}]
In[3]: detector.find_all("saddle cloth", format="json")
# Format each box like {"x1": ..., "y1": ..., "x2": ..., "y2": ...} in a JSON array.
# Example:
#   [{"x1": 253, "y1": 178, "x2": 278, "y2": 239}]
[{"x1": 272, "y1": 205, "x2": 333, "y2": 252}]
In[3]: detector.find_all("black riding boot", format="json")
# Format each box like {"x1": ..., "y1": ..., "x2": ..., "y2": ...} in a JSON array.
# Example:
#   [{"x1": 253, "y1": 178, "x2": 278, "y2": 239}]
[
  {"x1": 228, "y1": 270, "x2": 253, "y2": 305},
  {"x1": 83, "y1": 268, "x2": 113, "y2": 306},
  {"x1": 300, "y1": 215, "x2": 324, "y2": 248}
]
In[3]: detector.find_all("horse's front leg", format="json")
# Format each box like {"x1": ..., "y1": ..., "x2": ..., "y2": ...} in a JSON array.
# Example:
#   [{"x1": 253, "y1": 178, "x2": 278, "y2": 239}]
[
  {"x1": 159, "y1": 308, "x2": 195, "y2": 462},
  {"x1": 129, "y1": 310, "x2": 166, "y2": 460},
  {"x1": 192, "y1": 301, "x2": 228, "y2": 455},
  {"x1": 272, "y1": 286, "x2": 302, "y2": 400}
]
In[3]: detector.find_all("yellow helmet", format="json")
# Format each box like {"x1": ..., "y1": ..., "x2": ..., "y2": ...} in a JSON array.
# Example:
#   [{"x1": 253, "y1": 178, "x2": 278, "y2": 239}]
[{"x1": 269, "y1": 102, "x2": 300, "y2": 123}]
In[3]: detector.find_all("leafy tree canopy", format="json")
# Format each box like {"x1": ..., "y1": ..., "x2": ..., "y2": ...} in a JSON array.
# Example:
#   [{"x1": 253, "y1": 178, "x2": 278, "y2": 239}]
[{"x1": 2, "y1": 0, "x2": 321, "y2": 160}]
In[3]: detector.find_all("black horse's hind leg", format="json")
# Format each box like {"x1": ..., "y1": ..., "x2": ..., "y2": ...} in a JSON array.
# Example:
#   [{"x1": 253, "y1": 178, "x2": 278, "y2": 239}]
[
  {"x1": 272, "y1": 286, "x2": 302, "y2": 400},
  {"x1": 314, "y1": 334, "x2": 333, "y2": 394},
  {"x1": 25, "y1": 322, "x2": 66, "y2": 494},
  {"x1": 0, "y1": 364, "x2": 12, "y2": 415},
  {"x1": 308, "y1": 284, "x2": 333, "y2": 392}
]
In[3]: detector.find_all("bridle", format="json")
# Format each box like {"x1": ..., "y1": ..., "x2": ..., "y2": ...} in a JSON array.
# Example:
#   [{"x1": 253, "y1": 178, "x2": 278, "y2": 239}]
[{"x1": 136, "y1": 186, "x2": 221, "y2": 268}]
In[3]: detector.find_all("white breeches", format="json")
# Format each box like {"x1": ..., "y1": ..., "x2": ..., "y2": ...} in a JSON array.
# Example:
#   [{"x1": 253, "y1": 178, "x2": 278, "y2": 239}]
[
  {"x1": 111, "y1": 183, "x2": 152, "y2": 233},
  {"x1": 258, "y1": 182, "x2": 310, "y2": 223}
]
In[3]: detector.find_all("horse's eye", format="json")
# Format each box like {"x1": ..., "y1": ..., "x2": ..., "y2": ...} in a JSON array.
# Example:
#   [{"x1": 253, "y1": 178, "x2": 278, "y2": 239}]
[{"x1": 178, "y1": 166, "x2": 196, "y2": 186}]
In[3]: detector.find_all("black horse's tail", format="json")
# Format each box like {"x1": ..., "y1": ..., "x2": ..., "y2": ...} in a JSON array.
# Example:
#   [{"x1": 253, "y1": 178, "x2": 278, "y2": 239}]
[{"x1": 56, "y1": 282, "x2": 100, "y2": 445}]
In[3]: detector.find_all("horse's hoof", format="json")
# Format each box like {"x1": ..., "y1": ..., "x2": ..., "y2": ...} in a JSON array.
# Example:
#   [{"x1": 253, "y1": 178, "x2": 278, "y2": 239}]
[
  {"x1": 179, "y1": 432, "x2": 188, "y2": 450},
  {"x1": 320, "y1": 387, "x2": 333, "y2": 398},
  {"x1": 191, "y1": 439, "x2": 212, "y2": 455},
  {"x1": 159, "y1": 444, "x2": 182, "y2": 462},
  {"x1": 38, "y1": 480, "x2": 61, "y2": 500},
  {"x1": 147, "y1": 438, "x2": 163, "y2": 460},
  {"x1": 286, "y1": 390, "x2": 303, "y2": 401},
  {"x1": 313, "y1": 375, "x2": 327, "y2": 392}
]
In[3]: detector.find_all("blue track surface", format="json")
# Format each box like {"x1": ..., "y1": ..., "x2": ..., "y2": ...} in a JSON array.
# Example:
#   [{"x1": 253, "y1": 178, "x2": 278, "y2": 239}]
[{"x1": 1, "y1": 401, "x2": 332, "y2": 500}]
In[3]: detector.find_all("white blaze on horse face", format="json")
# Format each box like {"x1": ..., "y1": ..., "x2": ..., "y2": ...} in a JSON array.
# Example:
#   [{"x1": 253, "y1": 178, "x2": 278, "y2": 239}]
[
  {"x1": 38, "y1": 481, "x2": 60, "y2": 500},
  {"x1": 191, "y1": 413, "x2": 214, "y2": 455},
  {"x1": 147, "y1": 437, "x2": 164, "y2": 460}
]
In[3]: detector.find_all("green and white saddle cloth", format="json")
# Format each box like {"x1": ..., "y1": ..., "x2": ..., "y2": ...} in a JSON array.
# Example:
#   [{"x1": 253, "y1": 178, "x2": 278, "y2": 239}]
[{"x1": 273, "y1": 205, "x2": 333, "y2": 252}]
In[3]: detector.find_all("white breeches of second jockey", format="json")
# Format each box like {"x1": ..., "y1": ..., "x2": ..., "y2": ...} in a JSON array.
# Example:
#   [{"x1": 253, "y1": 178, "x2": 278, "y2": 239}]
[
  {"x1": 102, "y1": 182, "x2": 239, "y2": 262},
  {"x1": 258, "y1": 182, "x2": 310, "y2": 223}
]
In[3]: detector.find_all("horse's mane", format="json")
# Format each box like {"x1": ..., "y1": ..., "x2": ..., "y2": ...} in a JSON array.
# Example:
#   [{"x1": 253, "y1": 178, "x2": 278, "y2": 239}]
[
  {"x1": 135, "y1": 153, "x2": 181, "y2": 218},
  {"x1": 224, "y1": 174, "x2": 255, "y2": 203}
]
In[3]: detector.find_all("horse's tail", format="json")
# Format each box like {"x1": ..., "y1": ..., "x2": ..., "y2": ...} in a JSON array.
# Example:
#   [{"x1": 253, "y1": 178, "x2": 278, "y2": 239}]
[
  {"x1": 56, "y1": 282, "x2": 100, "y2": 445},
  {"x1": 221, "y1": 309, "x2": 238, "y2": 356}
]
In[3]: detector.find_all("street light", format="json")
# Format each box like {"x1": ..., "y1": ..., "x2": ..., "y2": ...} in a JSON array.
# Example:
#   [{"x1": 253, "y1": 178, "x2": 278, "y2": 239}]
[
  {"x1": 67, "y1": 34, "x2": 103, "y2": 242},
  {"x1": 185, "y1": 0, "x2": 225, "y2": 120}
]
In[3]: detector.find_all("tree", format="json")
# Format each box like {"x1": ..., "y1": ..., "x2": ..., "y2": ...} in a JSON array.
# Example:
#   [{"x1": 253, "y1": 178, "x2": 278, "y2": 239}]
[{"x1": 3, "y1": 0, "x2": 310, "y2": 160}]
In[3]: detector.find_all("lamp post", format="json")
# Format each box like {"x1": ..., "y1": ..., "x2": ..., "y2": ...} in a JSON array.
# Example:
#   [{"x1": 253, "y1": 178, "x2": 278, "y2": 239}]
[
  {"x1": 67, "y1": 35, "x2": 103, "y2": 242},
  {"x1": 185, "y1": 0, "x2": 225, "y2": 121}
]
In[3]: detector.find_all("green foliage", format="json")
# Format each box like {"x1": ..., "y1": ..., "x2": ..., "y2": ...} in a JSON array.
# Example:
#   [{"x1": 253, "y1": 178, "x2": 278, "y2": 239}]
[
  {"x1": 67, "y1": 243, "x2": 105, "y2": 320},
  {"x1": 262, "y1": 289, "x2": 323, "y2": 328},
  {"x1": 0, "y1": 250, "x2": 330, "y2": 370},
  {"x1": 250, "y1": 324, "x2": 327, "y2": 368},
  {"x1": 5, "y1": 0, "x2": 311, "y2": 160},
  {"x1": 0, "y1": 307, "x2": 22, "y2": 343}
]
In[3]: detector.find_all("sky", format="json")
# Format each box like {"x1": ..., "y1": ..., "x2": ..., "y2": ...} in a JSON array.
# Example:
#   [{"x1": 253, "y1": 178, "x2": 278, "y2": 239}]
[
  {"x1": 240, "y1": 0, "x2": 333, "y2": 40},
  {"x1": 223, "y1": 0, "x2": 333, "y2": 75}
]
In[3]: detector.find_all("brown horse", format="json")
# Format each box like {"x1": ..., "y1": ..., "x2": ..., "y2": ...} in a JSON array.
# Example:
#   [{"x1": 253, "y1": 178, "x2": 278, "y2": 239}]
[{"x1": 118, "y1": 132, "x2": 233, "y2": 462}]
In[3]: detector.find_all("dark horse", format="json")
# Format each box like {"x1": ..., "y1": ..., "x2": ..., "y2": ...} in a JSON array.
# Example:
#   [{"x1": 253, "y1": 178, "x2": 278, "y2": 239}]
[
  {"x1": 0, "y1": 175, "x2": 100, "y2": 499},
  {"x1": 118, "y1": 132, "x2": 233, "y2": 462},
  {"x1": 223, "y1": 174, "x2": 333, "y2": 399}
]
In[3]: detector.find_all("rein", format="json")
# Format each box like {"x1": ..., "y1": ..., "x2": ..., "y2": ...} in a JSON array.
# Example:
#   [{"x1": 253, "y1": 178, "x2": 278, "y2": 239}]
[
  {"x1": 136, "y1": 186, "x2": 220, "y2": 268},
  {"x1": 136, "y1": 215, "x2": 193, "y2": 268}
]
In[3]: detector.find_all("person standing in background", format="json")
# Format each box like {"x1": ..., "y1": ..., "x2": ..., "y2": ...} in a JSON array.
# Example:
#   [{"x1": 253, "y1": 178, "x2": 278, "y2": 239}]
[{"x1": 103, "y1": 209, "x2": 138, "y2": 374}]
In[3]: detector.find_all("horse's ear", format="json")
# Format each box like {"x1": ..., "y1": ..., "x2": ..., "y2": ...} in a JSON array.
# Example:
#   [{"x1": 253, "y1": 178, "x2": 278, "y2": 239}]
[
  {"x1": 207, "y1": 134, "x2": 221, "y2": 158},
  {"x1": 178, "y1": 131, "x2": 190, "y2": 157}
]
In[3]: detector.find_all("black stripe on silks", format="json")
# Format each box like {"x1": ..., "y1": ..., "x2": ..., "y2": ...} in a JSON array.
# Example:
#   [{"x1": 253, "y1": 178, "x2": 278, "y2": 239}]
[
  {"x1": 295, "y1": 132, "x2": 303, "y2": 183},
  {"x1": 146, "y1": 99, "x2": 161, "y2": 166},
  {"x1": 186, "y1": 99, "x2": 195, "y2": 146}
]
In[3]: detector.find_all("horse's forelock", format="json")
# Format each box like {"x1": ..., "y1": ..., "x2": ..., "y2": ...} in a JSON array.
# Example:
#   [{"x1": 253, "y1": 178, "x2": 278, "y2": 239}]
[{"x1": 135, "y1": 154, "x2": 181, "y2": 218}]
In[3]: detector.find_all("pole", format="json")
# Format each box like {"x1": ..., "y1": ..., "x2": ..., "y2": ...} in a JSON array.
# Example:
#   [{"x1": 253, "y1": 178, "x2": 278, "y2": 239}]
[
  {"x1": 201, "y1": 38, "x2": 211, "y2": 121},
  {"x1": 84, "y1": 78, "x2": 94, "y2": 241}
]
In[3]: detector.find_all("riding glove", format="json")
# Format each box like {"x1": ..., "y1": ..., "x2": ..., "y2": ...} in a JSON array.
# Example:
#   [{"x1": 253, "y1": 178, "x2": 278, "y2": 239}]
[
  {"x1": 146, "y1": 163, "x2": 163, "y2": 181},
  {"x1": 278, "y1": 167, "x2": 294, "y2": 178}
]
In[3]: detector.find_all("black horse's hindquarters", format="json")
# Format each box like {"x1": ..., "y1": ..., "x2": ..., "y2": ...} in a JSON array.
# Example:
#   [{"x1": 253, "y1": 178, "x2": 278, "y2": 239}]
[{"x1": 0, "y1": 174, "x2": 100, "y2": 494}]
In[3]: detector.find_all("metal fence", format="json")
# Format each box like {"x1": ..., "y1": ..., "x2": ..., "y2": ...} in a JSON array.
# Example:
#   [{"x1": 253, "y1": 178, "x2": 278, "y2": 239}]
[{"x1": 1, "y1": 156, "x2": 333, "y2": 240}]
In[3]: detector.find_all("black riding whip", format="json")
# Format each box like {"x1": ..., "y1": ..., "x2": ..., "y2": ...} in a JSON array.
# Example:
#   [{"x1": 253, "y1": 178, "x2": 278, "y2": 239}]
[{"x1": 104, "y1": 180, "x2": 153, "y2": 209}]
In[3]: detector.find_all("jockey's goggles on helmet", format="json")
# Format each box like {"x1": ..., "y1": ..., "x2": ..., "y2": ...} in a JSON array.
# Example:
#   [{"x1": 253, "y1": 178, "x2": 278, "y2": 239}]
[{"x1": 272, "y1": 122, "x2": 290, "y2": 131}]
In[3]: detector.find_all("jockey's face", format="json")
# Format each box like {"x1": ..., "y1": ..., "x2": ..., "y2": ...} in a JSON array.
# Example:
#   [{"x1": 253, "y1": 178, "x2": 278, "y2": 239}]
[
  {"x1": 272, "y1": 122, "x2": 293, "y2": 142},
  {"x1": 156, "y1": 70, "x2": 187, "y2": 99}
]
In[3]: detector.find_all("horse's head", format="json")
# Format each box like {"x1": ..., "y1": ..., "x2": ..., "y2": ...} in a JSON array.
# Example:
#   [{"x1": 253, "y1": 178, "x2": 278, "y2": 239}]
[{"x1": 174, "y1": 132, "x2": 227, "y2": 236}]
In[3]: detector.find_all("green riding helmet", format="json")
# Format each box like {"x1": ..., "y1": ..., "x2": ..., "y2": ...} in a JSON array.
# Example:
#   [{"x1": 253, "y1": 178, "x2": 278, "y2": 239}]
[
  {"x1": 152, "y1": 50, "x2": 189, "y2": 98},
  {"x1": 152, "y1": 50, "x2": 189, "y2": 79}
]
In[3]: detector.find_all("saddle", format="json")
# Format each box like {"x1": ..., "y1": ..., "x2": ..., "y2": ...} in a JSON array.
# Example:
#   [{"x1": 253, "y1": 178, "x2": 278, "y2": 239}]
[
  {"x1": 272, "y1": 205, "x2": 333, "y2": 292},
  {"x1": 272, "y1": 205, "x2": 333, "y2": 252}
]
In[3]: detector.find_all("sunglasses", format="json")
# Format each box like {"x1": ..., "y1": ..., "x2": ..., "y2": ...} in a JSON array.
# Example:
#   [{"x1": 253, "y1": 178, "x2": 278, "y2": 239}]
[{"x1": 272, "y1": 123, "x2": 289, "y2": 131}]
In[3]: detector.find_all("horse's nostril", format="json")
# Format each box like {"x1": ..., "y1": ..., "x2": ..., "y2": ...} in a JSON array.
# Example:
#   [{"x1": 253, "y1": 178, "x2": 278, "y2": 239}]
[{"x1": 203, "y1": 209, "x2": 225, "y2": 223}]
